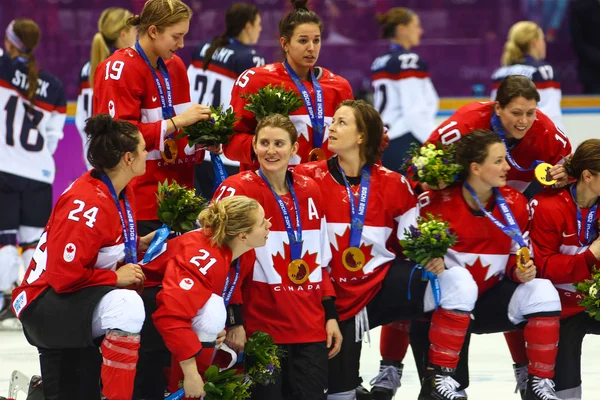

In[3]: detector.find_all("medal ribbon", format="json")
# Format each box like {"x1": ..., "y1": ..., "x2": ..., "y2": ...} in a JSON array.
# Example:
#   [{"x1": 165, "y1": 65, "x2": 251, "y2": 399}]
[
  {"x1": 570, "y1": 184, "x2": 599, "y2": 245},
  {"x1": 100, "y1": 174, "x2": 137, "y2": 264},
  {"x1": 222, "y1": 259, "x2": 240, "y2": 306},
  {"x1": 211, "y1": 153, "x2": 229, "y2": 190},
  {"x1": 337, "y1": 160, "x2": 371, "y2": 248},
  {"x1": 282, "y1": 61, "x2": 324, "y2": 150},
  {"x1": 135, "y1": 41, "x2": 175, "y2": 121},
  {"x1": 258, "y1": 170, "x2": 303, "y2": 260},
  {"x1": 464, "y1": 182, "x2": 527, "y2": 248},
  {"x1": 490, "y1": 113, "x2": 543, "y2": 172}
]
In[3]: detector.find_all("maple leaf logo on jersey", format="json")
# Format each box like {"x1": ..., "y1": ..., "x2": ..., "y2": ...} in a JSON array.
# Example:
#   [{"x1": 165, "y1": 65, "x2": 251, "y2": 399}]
[
  {"x1": 271, "y1": 242, "x2": 319, "y2": 284},
  {"x1": 179, "y1": 278, "x2": 194, "y2": 290},
  {"x1": 63, "y1": 243, "x2": 76, "y2": 263},
  {"x1": 332, "y1": 227, "x2": 375, "y2": 273},
  {"x1": 465, "y1": 256, "x2": 491, "y2": 283}
]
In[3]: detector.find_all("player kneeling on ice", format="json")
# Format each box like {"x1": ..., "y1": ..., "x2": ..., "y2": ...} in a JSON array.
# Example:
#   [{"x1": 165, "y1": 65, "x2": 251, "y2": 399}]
[
  {"x1": 11, "y1": 115, "x2": 155, "y2": 400},
  {"x1": 412, "y1": 129, "x2": 562, "y2": 400}
]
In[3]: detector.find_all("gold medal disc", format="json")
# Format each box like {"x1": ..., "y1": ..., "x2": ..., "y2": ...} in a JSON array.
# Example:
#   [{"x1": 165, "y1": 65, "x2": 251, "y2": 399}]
[
  {"x1": 342, "y1": 247, "x2": 366, "y2": 272},
  {"x1": 308, "y1": 148, "x2": 327, "y2": 162},
  {"x1": 288, "y1": 259, "x2": 310, "y2": 284},
  {"x1": 534, "y1": 163, "x2": 556, "y2": 186},
  {"x1": 161, "y1": 138, "x2": 178, "y2": 163},
  {"x1": 516, "y1": 247, "x2": 531, "y2": 272}
]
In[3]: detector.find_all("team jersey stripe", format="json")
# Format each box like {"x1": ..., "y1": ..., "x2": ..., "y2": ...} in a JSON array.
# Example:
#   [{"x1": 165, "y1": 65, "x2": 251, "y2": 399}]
[
  {"x1": 190, "y1": 60, "x2": 239, "y2": 80},
  {"x1": 0, "y1": 78, "x2": 65, "y2": 113},
  {"x1": 78, "y1": 80, "x2": 90, "y2": 94},
  {"x1": 492, "y1": 80, "x2": 560, "y2": 90},
  {"x1": 372, "y1": 70, "x2": 429, "y2": 81}
]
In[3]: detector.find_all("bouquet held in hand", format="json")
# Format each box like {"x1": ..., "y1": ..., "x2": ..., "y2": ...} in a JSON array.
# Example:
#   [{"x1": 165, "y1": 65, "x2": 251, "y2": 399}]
[
  {"x1": 241, "y1": 84, "x2": 304, "y2": 121},
  {"x1": 243, "y1": 331, "x2": 285, "y2": 386},
  {"x1": 179, "y1": 105, "x2": 239, "y2": 146},
  {"x1": 156, "y1": 179, "x2": 205, "y2": 233},
  {"x1": 575, "y1": 270, "x2": 600, "y2": 320},
  {"x1": 401, "y1": 142, "x2": 463, "y2": 187},
  {"x1": 202, "y1": 365, "x2": 251, "y2": 400},
  {"x1": 400, "y1": 213, "x2": 457, "y2": 266}
]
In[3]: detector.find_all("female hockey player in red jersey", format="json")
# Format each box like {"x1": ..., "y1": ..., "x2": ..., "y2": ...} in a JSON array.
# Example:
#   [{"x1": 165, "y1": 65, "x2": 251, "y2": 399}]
[
  {"x1": 295, "y1": 100, "x2": 479, "y2": 400},
  {"x1": 414, "y1": 129, "x2": 563, "y2": 400},
  {"x1": 76, "y1": 7, "x2": 136, "y2": 170},
  {"x1": 150, "y1": 196, "x2": 271, "y2": 398},
  {"x1": 370, "y1": 7, "x2": 439, "y2": 172},
  {"x1": 224, "y1": 0, "x2": 354, "y2": 172},
  {"x1": 530, "y1": 139, "x2": 600, "y2": 399},
  {"x1": 93, "y1": 0, "x2": 212, "y2": 235},
  {"x1": 214, "y1": 114, "x2": 342, "y2": 399},
  {"x1": 491, "y1": 21, "x2": 563, "y2": 129},
  {"x1": 12, "y1": 114, "x2": 153, "y2": 400},
  {"x1": 188, "y1": 2, "x2": 265, "y2": 199}
]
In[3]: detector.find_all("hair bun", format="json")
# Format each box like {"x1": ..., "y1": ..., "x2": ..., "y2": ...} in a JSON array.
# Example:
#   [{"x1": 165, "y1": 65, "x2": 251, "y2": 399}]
[
  {"x1": 290, "y1": 0, "x2": 309, "y2": 11},
  {"x1": 128, "y1": 14, "x2": 141, "y2": 26}
]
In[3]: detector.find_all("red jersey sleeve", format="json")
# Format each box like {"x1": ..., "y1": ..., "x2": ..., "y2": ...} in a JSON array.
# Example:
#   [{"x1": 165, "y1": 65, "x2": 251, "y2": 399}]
[
  {"x1": 153, "y1": 258, "x2": 214, "y2": 362},
  {"x1": 44, "y1": 194, "x2": 118, "y2": 293},
  {"x1": 224, "y1": 68, "x2": 262, "y2": 166},
  {"x1": 93, "y1": 55, "x2": 164, "y2": 152},
  {"x1": 531, "y1": 197, "x2": 593, "y2": 284}
]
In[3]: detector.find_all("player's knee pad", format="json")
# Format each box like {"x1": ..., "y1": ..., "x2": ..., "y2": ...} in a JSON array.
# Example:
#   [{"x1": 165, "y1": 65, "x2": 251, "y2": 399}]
[
  {"x1": 428, "y1": 266, "x2": 478, "y2": 313},
  {"x1": 93, "y1": 289, "x2": 145, "y2": 337},
  {"x1": 191, "y1": 293, "x2": 226, "y2": 343},
  {"x1": 0, "y1": 245, "x2": 20, "y2": 291},
  {"x1": 508, "y1": 278, "x2": 562, "y2": 324},
  {"x1": 328, "y1": 390, "x2": 356, "y2": 400},
  {"x1": 18, "y1": 226, "x2": 44, "y2": 246}
]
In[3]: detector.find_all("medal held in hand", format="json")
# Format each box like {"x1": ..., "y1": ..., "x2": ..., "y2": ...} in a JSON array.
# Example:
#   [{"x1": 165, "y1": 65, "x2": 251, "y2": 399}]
[
  {"x1": 308, "y1": 148, "x2": 326, "y2": 162},
  {"x1": 534, "y1": 163, "x2": 557, "y2": 186},
  {"x1": 516, "y1": 247, "x2": 530, "y2": 272},
  {"x1": 161, "y1": 138, "x2": 178, "y2": 163}
]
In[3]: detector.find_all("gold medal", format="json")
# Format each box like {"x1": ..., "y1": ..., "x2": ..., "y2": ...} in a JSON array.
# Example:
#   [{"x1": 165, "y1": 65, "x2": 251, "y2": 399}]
[
  {"x1": 534, "y1": 163, "x2": 556, "y2": 186},
  {"x1": 308, "y1": 148, "x2": 326, "y2": 162},
  {"x1": 288, "y1": 259, "x2": 309, "y2": 284},
  {"x1": 516, "y1": 247, "x2": 531, "y2": 272},
  {"x1": 342, "y1": 247, "x2": 366, "y2": 272},
  {"x1": 161, "y1": 138, "x2": 178, "y2": 163}
]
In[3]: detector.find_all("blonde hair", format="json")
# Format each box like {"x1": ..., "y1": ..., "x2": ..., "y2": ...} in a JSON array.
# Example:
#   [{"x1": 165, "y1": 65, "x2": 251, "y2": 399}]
[
  {"x1": 254, "y1": 114, "x2": 299, "y2": 144},
  {"x1": 198, "y1": 196, "x2": 260, "y2": 247},
  {"x1": 128, "y1": 0, "x2": 192, "y2": 36},
  {"x1": 8, "y1": 19, "x2": 40, "y2": 102},
  {"x1": 89, "y1": 8, "x2": 133, "y2": 86},
  {"x1": 501, "y1": 21, "x2": 541, "y2": 66}
]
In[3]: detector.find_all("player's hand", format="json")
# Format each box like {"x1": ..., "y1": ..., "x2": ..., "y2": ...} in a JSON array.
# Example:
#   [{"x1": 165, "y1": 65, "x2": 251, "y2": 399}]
[
  {"x1": 589, "y1": 236, "x2": 600, "y2": 260},
  {"x1": 183, "y1": 371, "x2": 205, "y2": 398},
  {"x1": 515, "y1": 260, "x2": 536, "y2": 283},
  {"x1": 116, "y1": 263, "x2": 145, "y2": 287},
  {"x1": 174, "y1": 104, "x2": 212, "y2": 128},
  {"x1": 138, "y1": 231, "x2": 156, "y2": 253},
  {"x1": 225, "y1": 325, "x2": 247, "y2": 354},
  {"x1": 195, "y1": 143, "x2": 223, "y2": 155},
  {"x1": 550, "y1": 164, "x2": 568, "y2": 188},
  {"x1": 326, "y1": 319, "x2": 343, "y2": 359},
  {"x1": 424, "y1": 258, "x2": 445, "y2": 275},
  {"x1": 216, "y1": 329, "x2": 227, "y2": 347}
]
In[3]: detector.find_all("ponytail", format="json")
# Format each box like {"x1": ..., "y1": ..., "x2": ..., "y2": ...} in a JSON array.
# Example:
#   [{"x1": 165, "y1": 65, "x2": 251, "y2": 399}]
[
  {"x1": 198, "y1": 196, "x2": 260, "y2": 247},
  {"x1": 203, "y1": 35, "x2": 231, "y2": 70},
  {"x1": 89, "y1": 32, "x2": 110, "y2": 86}
]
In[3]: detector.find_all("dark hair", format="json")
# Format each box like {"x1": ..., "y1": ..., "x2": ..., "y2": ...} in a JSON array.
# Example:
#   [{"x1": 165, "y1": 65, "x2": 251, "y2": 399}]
[
  {"x1": 496, "y1": 75, "x2": 540, "y2": 108},
  {"x1": 204, "y1": 3, "x2": 259, "y2": 70},
  {"x1": 279, "y1": 0, "x2": 323, "y2": 45},
  {"x1": 10, "y1": 19, "x2": 41, "y2": 102},
  {"x1": 455, "y1": 129, "x2": 503, "y2": 180},
  {"x1": 376, "y1": 8, "x2": 415, "y2": 39},
  {"x1": 336, "y1": 100, "x2": 383, "y2": 165},
  {"x1": 564, "y1": 139, "x2": 600, "y2": 180},
  {"x1": 254, "y1": 114, "x2": 298, "y2": 144},
  {"x1": 85, "y1": 114, "x2": 141, "y2": 170},
  {"x1": 128, "y1": 0, "x2": 192, "y2": 36}
]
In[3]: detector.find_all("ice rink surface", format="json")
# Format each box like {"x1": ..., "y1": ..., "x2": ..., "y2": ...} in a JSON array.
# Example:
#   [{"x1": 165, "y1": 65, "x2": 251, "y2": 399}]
[{"x1": 1, "y1": 326, "x2": 599, "y2": 399}]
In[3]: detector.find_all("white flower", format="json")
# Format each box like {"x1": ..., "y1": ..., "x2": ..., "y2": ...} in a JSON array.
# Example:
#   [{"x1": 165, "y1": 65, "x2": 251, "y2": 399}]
[
  {"x1": 590, "y1": 284, "x2": 598, "y2": 298},
  {"x1": 275, "y1": 92, "x2": 282, "y2": 98}
]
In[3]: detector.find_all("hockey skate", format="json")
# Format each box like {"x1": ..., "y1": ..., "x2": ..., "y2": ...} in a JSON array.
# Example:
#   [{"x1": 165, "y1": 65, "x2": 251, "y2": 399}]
[
  {"x1": 525, "y1": 375, "x2": 561, "y2": 400},
  {"x1": 418, "y1": 366, "x2": 467, "y2": 400},
  {"x1": 513, "y1": 363, "x2": 527, "y2": 399},
  {"x1": 5, "y1": 370, "x2": 43, "y2": 400},
  {"x1": 369, "y1": 361, "x2": 403, "y2": 400}
]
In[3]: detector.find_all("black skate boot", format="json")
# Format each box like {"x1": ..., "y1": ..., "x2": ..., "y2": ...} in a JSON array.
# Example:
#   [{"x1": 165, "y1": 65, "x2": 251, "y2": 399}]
[
  {"x1": 370, "y1": 360, "x2": 403, "y2": 400},
  {"x1": 525, "y1": 375, "x2": 561, "y2": 400},
  {"x1": 356, "y1": 384, "x2": 372, "y2": 400},
  {"x1": 418, "y1": 365, "x2": 467, "y2": 400}
]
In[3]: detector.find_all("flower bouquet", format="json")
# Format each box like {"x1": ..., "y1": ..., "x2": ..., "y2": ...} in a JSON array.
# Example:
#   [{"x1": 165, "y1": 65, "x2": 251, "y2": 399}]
[
  {"x1": 202, "y1": 365, "x2": 251, "y2": 400},
  {"x1": 178, "y1": 105, "x2": 239, "y2": 146},
  {"x1": 241, "y1": 84, "x2": 304, "y2": 121},
  {"x1": 575, "y1": 270, "x2": 600, "y2": 320},
  {"x1": 243, "y1": 331, "x2": 285, "y2": 386},
  {"x1": 401, "y1": 142, "x2": 463, "y2": 188}
]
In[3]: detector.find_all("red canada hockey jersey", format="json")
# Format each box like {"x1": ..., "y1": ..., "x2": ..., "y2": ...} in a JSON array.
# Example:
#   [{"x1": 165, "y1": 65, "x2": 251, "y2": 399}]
[
  {"x1": 295, "y1": 160, "x2": 418, "y2": 321},
  {"x1": 224, "y1": 63, "x2": 353, "y2": 171},
  {"x1": 12, "y1": 171, "x2": 136, "y2": 318},
  {"x1": 93, "y1": 48, "x2": 202, "y2": 220},
  {"x1": 426, "y1": 102, "x2": 571, "y2": 193},
  {"x1": 530, "y1": 187, "x2": 598, "y2": 318},
  {"x1": 151, "y1": 230, "x2": 233, "y2": 362},
  {"x1": 214, "y1": 171, "x2": 334, "y2": 344},
  {"x1": 420, "y1": 185, "x2": 531, "y2": 296}
]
